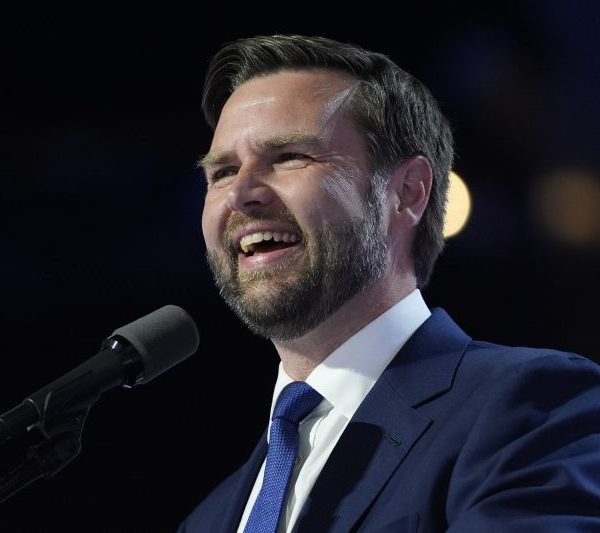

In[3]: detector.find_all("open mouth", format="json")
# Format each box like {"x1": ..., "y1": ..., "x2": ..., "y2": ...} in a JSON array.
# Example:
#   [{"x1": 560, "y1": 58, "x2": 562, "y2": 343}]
[{"x1": 239, "y1": 231, "x2": 300, "y2": 257}]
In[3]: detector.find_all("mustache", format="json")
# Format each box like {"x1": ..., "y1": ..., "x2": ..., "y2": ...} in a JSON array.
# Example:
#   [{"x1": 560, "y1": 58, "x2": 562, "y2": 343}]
[{"x1": 223, "y1": 209, "x2": 304, "y2": 249}]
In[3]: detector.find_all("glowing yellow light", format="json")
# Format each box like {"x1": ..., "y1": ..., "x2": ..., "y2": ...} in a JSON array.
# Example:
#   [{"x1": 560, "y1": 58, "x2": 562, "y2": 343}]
[
  {"x1": 444, "y1": 171, "x2": 472, "y2": 238},
  {"x1": 534, "y1": 170, "x2": 600, "y2": 246}
]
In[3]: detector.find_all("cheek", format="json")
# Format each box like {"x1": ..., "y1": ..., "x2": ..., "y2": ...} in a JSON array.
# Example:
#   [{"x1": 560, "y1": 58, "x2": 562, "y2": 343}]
[
  {"x1": 280, "y1": 170, "x2": 367, "y2": 230},
  {"x1": 201, "y1": 194, "x2": 224, "y2": 249},
  {"x1": 318, "y1": 169, "x2": 368, "y2": 217}
]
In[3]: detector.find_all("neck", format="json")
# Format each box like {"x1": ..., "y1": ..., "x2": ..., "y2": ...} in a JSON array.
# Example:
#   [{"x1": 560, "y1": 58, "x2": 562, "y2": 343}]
[{"x1": 272, "y1": 275, "x2": 417, "y2": 380}]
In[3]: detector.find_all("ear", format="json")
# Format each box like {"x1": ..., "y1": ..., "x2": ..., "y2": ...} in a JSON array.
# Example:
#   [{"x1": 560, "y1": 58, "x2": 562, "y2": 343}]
[{"x1": 389, "y1": 155, "x2": 433, "y2": 228}]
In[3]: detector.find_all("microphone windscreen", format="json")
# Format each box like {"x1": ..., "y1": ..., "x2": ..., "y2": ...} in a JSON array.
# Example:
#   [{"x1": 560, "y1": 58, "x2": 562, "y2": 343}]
[{"x1": 111, "y1": 305, "x2": 199, "y2": 383}]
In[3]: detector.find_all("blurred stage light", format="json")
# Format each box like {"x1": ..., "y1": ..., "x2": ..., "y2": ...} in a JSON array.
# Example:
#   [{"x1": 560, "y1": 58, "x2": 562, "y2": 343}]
[
  {"x1": 444, "y1": 171, "x2": 472, "y2": 238},
  {"x1": 534, "y1": 170, "x2": 600, "y2": 246}
]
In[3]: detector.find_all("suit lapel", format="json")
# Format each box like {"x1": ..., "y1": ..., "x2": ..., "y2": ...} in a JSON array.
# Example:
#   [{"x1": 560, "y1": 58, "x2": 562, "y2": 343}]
[
  {"x1": 220, "y1": 432, "x2": 267, "y2": 533},
  {"x1": 295, "y1": 378, "x2": 431, "y2": 532},
  {"x1": 295, "y1": 309, "x2": 471, "y2": 532}
]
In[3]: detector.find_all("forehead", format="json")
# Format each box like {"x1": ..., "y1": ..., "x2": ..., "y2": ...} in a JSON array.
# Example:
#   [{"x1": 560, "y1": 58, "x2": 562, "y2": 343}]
[{"x1": 211, "y1": 69, "x2": 360, "y2": 150}]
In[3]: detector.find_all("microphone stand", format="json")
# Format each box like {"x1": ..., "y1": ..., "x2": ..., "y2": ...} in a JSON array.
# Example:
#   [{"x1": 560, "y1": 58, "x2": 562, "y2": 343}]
[
  {"x1": 0, "y1": 305, "x2": 199, "y2": 504},
  {"x1": 0, "y1": 337, "x2": 143, "y2": 503},
  {"x1": 0, "y1": 419, "x2": 86, "y2": 503},
  {"x1": 0, "y1": 367, "x2": 100, "y2": 503}
]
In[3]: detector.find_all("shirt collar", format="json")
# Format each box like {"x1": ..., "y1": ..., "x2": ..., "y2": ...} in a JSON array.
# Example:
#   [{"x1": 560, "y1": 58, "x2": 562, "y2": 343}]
[{"x1": 270, "y1": 289, "x2": 431, "y2": 421}]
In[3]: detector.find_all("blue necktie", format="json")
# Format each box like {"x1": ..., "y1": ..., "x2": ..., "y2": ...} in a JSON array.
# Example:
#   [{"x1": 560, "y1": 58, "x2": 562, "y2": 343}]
[{"x1": 244, "y1": 381, "x2": 323, "y2": 533}]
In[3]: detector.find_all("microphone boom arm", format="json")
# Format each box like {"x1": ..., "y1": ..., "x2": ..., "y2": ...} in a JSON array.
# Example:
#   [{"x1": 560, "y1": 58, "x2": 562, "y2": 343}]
[
  {"x1": 0, "y1": 339, "x2": 142, "y2": 503},
  {"x1": 0, "y1": 338, "x2": 141, "y2": 445},
  {"x1": 0, "y1": 304, "x2": 199, "y2": 503}
]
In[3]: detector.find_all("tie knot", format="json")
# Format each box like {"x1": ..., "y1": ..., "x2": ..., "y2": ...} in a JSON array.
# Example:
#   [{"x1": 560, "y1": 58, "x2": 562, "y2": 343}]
[{"x1": 272, "y1": 381, "x2": 323, "y2": 424}]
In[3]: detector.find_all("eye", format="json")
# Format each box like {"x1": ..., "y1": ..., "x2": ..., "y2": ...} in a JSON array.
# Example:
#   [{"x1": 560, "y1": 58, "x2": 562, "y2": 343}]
[
  {"x1": 209, "y1": 166, "x2": 238, "y2": 181},
  {"x1": 274, "y1": 153, "x2": 313, "y2": 170},
  {"x1": 277, "y1": 152, "x2": 311, "y2": 162}
]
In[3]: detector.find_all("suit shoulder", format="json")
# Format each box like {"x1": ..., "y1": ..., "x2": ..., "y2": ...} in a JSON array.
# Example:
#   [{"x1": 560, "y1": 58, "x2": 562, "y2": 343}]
[
  {"x1": 446, "y1": 342, "x2": 600, "y2": 526},
  {"x1": 447, "y1": 340, "x2": 600, "y2": 410},
  {"x1": 460, "y1": 339, "x2": 599, "y2": 379}
]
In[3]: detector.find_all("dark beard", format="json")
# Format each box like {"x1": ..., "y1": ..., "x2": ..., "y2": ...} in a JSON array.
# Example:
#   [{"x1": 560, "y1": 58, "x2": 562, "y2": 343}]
[{"x1": 206, "y1": 188, "x2": 388, "y2": 341}]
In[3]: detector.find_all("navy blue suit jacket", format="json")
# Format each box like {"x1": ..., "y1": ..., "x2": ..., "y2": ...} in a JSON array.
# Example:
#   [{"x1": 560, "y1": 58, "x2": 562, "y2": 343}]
[{"x1": 179, "y1": 309, "x2": 600, "y2": 532}]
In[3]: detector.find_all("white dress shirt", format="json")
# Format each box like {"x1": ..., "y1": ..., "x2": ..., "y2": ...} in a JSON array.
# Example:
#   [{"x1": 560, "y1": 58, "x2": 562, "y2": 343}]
[{"x1": 237, "y1": 289, "x2": 431, "y2": 532}]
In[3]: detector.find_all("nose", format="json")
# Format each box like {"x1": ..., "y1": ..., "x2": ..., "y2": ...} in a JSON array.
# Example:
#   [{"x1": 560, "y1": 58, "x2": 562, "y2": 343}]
[{"x1": 226, "y1": 167, "x2": 275, "y2": 212}]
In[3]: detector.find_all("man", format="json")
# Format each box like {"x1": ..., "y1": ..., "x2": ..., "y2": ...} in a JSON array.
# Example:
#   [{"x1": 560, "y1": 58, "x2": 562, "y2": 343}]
[{"x1": 179, "y1": 35, "x2": 600, "y2": 532}]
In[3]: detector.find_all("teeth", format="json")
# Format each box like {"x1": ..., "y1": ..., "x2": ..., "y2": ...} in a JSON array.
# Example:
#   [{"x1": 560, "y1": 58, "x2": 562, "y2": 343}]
[{"x1": 239, "y1": 231, "x2": 299, "y2": 253}]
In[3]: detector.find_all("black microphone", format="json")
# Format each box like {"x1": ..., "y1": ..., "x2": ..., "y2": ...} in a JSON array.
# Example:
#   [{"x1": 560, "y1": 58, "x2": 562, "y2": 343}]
[{"x1": 0, "y1": 305, "x2": 199, "y2": 445}]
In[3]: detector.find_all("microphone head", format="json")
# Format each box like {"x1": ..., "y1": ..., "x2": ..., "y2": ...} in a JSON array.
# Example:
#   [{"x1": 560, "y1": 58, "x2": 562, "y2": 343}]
[{"x1": 111, "y1": 305, "x2": 199, "y2": 384}]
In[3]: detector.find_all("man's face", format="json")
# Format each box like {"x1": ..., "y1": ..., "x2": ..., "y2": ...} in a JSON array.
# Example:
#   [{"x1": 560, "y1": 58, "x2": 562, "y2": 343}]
[{"x1": 201, "y1": 70, "x2": 389, "y2": 340}]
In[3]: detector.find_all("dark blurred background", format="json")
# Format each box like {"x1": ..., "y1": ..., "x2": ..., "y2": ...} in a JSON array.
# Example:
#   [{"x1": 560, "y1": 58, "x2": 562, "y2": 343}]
[{"x1": 1, "y1": 2, "x2": 599, "y2": 531}]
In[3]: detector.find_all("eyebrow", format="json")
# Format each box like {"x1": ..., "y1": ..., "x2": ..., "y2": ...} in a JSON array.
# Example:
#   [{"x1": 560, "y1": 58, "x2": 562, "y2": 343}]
[{"x1": 196, "y1": 132, "x2": 325, "y2": 170}]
